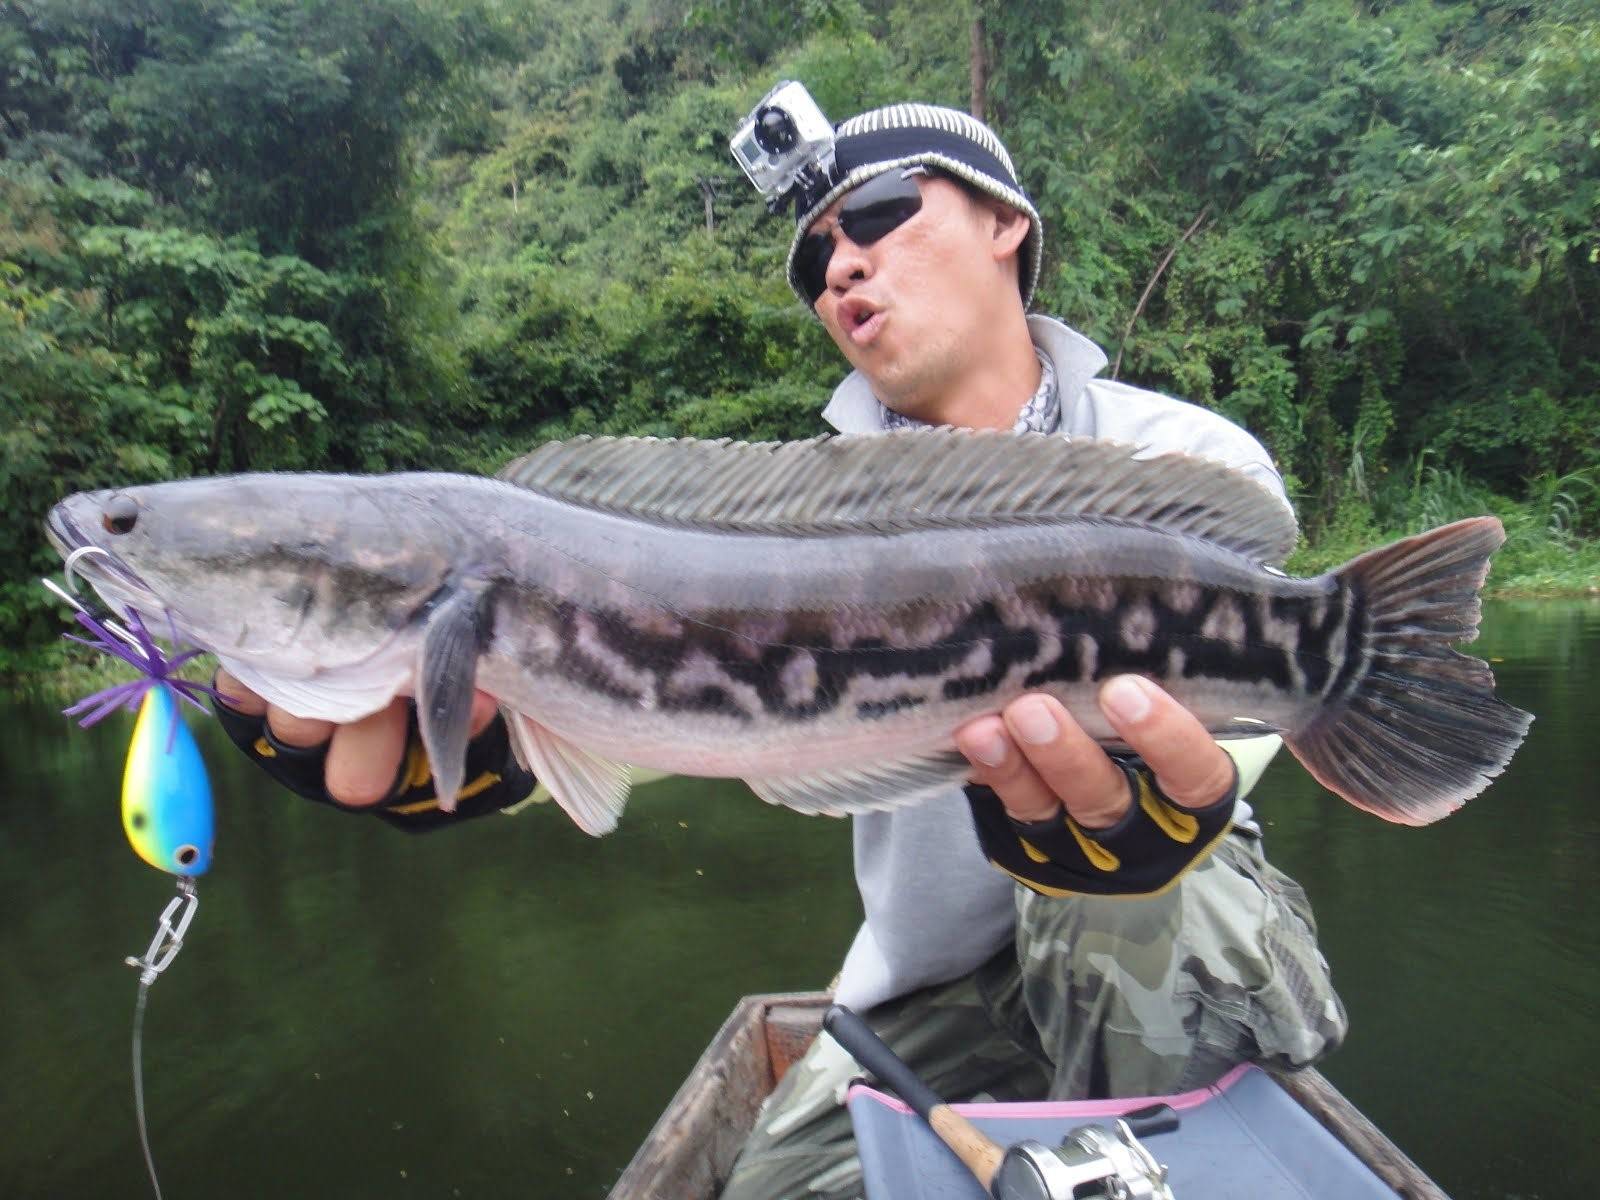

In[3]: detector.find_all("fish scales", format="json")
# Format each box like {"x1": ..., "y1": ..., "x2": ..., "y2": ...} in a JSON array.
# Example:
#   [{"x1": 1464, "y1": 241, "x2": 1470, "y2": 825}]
[
  {"x1": 44, "y1": 429, "x2": 1530, "y2": 831},
  {"x1": 477, "y1": 544, "x2": 1345, "y2": 779}
]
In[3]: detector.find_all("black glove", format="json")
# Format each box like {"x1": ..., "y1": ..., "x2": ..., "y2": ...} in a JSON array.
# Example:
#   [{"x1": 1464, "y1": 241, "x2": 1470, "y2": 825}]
[
  {"x1": 213, "y1": 691, "x2": 536, "y2": 833},
  {"x1": 966, "y1": 755, "x2": 1236, "y2": 897}
]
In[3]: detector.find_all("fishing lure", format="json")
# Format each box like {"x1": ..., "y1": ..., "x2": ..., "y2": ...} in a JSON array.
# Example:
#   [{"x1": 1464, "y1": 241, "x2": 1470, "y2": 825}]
[
  {"x1": 45, "y1": 566, "x2": 219, "y2": 1200},
  {"x1": 48, "y1": 571, "x2": 218, "y2": 875},
  {"x1": 122, "y1": 684, "x2": 215, "y2": 876}
]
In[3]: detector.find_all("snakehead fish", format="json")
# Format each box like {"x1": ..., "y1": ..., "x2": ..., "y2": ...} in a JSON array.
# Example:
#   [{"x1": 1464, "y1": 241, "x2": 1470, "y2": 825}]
[{"x1": 45, "y1": 430, "x2": 1531, "y2": 833}]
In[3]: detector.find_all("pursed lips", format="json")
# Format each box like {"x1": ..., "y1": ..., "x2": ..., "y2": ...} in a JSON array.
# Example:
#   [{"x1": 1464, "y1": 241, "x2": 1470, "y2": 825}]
[{"x1": 835, "y1": 297, "x2": 886, "y2": 347}]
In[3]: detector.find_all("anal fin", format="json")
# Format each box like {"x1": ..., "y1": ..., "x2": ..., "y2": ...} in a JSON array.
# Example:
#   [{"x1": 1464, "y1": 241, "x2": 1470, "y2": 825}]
[
  {"x1": 504, "y1": 712, "x2": 632, "y2": 836},
  {"x1": 745, "y1": 751, "x2": 972, "y2": 817}
]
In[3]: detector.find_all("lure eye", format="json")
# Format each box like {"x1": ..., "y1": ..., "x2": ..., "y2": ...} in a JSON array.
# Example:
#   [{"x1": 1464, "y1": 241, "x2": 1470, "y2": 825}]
[
  {"x1": 103, "y1": 495, "x2": 139, "y2": 535},
  {"x1": 174, "y1": 845, "x2": 201, "y2": 869}
]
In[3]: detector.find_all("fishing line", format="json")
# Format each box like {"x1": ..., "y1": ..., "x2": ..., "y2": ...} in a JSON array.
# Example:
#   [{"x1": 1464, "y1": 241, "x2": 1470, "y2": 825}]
[
  {"x1": 124, "y1": 878, "x2": 199, "y2": 1200},
  {"x1": 131, "y1": 980, "x2": 163, "y2": 1200}
]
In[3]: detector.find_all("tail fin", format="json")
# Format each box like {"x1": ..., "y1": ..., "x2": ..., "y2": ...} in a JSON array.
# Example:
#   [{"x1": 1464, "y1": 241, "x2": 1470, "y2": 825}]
[{"x1": 1285, "y1": 517, "x2": 1533, "y2": 825}]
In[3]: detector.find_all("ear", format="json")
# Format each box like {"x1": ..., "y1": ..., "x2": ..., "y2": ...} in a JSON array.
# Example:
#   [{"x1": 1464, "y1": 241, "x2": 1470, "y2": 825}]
[{"x1": 988, "y1": 201, "x2": 1031, "y2": 263}]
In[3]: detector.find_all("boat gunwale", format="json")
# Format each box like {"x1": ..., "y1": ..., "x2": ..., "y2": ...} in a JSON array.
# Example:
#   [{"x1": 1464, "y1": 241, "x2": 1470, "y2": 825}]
[{"x1": 606, "y1": 991, "x2": 1448, "y2": 1200}]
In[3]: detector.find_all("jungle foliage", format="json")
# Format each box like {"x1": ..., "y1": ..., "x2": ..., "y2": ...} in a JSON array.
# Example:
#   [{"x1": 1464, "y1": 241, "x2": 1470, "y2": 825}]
[{"x1": 3, "y1": 0, "x2": 1597, "y2": 667}]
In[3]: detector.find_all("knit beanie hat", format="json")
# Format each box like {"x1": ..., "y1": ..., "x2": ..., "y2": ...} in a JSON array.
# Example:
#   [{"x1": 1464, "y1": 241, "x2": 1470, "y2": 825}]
[{"x1": 785, "y1": 102, "x2": 1044, "y2": 309}]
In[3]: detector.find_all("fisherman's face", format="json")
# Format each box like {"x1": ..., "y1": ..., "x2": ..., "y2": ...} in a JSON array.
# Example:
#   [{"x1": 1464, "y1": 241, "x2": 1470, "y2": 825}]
[{"x1": 809, "y1": 171, "x2": 1028, "y2": 421}]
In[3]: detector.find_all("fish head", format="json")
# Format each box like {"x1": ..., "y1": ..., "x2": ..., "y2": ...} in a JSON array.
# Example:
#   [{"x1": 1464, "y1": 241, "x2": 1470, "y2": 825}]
[{"x1": 46, "y1": 474, "x2": 458, "y2": 671}]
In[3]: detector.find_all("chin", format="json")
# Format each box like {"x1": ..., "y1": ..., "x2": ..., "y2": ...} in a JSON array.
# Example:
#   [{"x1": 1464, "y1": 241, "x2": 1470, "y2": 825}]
[
  {"x1": 875, "y1": 387, "x2": 941, "y2": 425},
  {"x1": 865, "y1": 360, "x2": 943, "y2": 419}
]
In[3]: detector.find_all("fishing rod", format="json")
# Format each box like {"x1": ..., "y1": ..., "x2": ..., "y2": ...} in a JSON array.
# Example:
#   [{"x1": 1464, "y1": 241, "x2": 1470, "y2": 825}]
[{"x1": 822, "y1": 1004, "x2": 1179, "y2": 1200}]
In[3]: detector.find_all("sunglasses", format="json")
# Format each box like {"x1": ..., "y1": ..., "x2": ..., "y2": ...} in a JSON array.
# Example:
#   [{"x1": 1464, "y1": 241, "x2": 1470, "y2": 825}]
[{"x1": 794, "y1": 168, "x2": 929, "y2": 305}]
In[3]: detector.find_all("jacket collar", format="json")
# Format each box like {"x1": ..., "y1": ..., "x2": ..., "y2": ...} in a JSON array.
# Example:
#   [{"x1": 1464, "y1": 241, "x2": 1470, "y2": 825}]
[{"x1": 820, "y1": 315, "x2": 1109, "y2": 434}]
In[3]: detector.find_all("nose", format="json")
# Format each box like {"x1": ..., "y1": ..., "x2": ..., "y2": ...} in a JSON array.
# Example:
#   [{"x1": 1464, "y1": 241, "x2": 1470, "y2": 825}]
[{"x1": 822, "y1": 229, "x2": 872, "y2": 295}]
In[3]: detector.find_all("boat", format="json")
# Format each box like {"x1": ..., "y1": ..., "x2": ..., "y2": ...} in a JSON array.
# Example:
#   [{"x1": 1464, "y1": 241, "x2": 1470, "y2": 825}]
[{"x1": 607, "y1": 991, "x2": 1449, "y2": 1200}]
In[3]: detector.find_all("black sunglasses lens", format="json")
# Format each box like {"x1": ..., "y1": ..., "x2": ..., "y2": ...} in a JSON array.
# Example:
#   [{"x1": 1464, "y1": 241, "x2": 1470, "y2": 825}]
[
  {"x1": 796, "y1": 172, "x2": 925, "y2": 304},
  {"x1": 839, "y1": 175, "x2": 924, "y2": 246},
  {"x1": 795, "y1": 234, "x2": 833, "y2": 304}
]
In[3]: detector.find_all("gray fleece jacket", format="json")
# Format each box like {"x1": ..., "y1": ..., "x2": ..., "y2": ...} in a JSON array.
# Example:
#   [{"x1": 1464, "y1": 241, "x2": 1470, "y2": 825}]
[{"x1": 820, "y1": 315, "x2": 1292, "y2": 1012}]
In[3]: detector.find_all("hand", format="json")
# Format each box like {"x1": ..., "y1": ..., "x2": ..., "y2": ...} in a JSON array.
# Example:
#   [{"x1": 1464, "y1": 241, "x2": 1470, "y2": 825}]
[
  {"x1": 213, "y1": 669, "x2": 499, "y2": 807},
  {"x1": 953, "y1": 675, "x2": 1236, "y2": 829}
]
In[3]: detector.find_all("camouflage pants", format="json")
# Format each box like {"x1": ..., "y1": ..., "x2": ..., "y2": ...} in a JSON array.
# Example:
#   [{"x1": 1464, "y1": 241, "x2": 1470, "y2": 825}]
[{"x1": 718, "y1": 832, "x2": 1347, "y2": 1200}]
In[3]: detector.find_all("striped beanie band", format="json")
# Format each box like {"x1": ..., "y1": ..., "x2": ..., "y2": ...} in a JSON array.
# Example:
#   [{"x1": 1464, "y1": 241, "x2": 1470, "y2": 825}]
[{"x1": 786, "y1": 102, "x2": 1044, "y2": 309}]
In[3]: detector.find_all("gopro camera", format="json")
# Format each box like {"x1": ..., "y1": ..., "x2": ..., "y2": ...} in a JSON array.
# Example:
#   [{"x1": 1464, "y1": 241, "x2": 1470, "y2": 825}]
[{"x1": 729, "y1": 81, "x2": 836, "y2": 217}]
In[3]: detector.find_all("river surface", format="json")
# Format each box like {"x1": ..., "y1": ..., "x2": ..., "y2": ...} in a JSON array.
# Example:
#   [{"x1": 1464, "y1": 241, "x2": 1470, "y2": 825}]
[{"x1": 1, "y1": 599, "x2": 1595, "y2": 1200}]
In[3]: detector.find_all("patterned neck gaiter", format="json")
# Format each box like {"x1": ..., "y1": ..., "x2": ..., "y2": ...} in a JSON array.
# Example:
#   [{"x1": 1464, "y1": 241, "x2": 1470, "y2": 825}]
[{"x1": 879, "y1": 349, "x2": 1060, "y2": 435}]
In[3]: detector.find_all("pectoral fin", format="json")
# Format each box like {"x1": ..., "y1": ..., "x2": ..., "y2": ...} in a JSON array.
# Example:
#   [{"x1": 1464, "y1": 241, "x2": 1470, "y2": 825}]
[
  {"x1": 416, "y1": 581, "x2": 494, "y2": 811},
  {"x1": 504, "y1": 712, "x2": 632, "y2": 835}
]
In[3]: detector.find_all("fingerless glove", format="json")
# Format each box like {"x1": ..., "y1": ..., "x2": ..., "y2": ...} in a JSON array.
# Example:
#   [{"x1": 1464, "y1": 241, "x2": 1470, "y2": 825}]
[
  {"x1": 966, "y1": 756, "x2": 1235, "y2": 897},
  {"x1": 212, "y1": 695, "x2": 536, "y2": 833}
]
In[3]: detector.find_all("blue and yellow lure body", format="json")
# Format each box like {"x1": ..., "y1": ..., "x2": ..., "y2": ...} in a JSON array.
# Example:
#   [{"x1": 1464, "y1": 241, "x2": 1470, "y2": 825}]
[
  {"x1": 45, "y1": 580, "x2": 219, "y2": 878},
  {"x1": 122, "y1": 685, "x2": 214, "y2": 877}
]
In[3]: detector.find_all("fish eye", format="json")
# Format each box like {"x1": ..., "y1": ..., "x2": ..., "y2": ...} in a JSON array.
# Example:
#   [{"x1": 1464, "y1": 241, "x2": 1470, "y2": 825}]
[
  {"x1": 175, "y1": 845, "x2": 200, "y2": 868},
  {"x1": 129, "y1": 811, "x2": 147, "y2": 830},
  {"x1": 103, "y1": 495, "x2": 139, "y2": 535}
]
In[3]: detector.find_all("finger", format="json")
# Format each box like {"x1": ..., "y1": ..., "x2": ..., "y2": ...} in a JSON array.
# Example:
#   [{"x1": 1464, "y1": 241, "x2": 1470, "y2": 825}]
[
  {"x1": 954, "y1": 697, "x2": 1129, "y2": 829},
  {"x1": 1001, "y1": 695, "x2": 1131, "y2": 828},
  {"x1": 954, "y1": 713, "x2": 1038, "y2": 795},
  {"x1": 324, "y1": 699, "x2": 411, "y2": 808},
  {"x1": 955, "y1": 710, "x2": 1063, "y2": 823},
  {"x1": 213, "y1": 669, "x2": 267, "y2": 716},
  {"x1": 1098, "y1": 675, "x2": 1236, "y2": 809},
  {"x1": 267, "y1": 705, "x2": 335, "y2": 750},
  {"x1": 469, "y1": 690, "x2": 497, "y2": 738}
]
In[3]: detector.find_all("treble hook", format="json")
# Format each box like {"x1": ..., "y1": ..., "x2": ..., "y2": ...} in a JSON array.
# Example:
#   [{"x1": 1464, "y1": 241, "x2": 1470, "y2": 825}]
[
  {"x1": 41, "y1": 572, "x2": 143, "y2": 652},
  {"x1": 125, "y1": 877, "x2": 200, "y2": 987},
  {"x1": 62, "y1": 544, "x2": 114, "y2": 595}
]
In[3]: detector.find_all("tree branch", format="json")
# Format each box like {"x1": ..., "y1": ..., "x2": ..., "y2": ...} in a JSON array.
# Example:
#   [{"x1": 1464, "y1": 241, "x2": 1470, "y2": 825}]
[
  {"x1": 698, "y1": 177, "x2": 718, "y2": 234},
  {"x1": 969, "y1": 12, "x2": 987, "y2": 122},
  {"x1": 1111, "y1": 206, "x2": 1210, "y2": 381},
  {"x1": 0, "y1": 105, "x2": 26, "y2": 147}
]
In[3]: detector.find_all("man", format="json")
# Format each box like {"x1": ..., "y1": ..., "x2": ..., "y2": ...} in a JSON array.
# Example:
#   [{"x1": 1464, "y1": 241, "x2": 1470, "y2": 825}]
[
  {"x1": 213, "y1": 101, "x2": 1346, "y2": 1200},
  {"x1": 716, "y1": 102, "x2": 1347, "y2": 1200}
]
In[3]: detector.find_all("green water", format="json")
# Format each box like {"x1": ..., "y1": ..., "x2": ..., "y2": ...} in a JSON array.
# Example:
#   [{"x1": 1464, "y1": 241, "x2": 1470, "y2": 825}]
[{"x1": 2, "y1": 600, "x2": 1595, "y2": 1199}]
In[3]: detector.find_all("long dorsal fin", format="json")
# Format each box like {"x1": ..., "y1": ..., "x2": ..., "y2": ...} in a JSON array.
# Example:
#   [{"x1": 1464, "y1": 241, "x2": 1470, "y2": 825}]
[{"x1": 498, "y1": 429, "x2": 1297, "y2": 564}]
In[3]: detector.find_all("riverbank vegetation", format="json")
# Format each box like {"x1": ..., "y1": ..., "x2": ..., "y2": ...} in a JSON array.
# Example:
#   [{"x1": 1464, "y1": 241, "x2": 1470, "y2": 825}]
[{"x1": 4, "y1": 0, "x2": 1596, "y2": 676}]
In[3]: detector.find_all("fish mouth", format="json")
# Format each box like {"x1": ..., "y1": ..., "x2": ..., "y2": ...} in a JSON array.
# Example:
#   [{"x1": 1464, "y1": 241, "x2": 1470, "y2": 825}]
[
  {"x1": 44, "y1": 498, "x2": 88, "y2": 560},
  {"x1": 45, "y1": 498, "x2": 162, "y2": 619}
]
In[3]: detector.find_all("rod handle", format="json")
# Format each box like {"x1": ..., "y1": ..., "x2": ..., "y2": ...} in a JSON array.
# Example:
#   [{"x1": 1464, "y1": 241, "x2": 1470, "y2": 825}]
[
  {"x1": 823, "y1": 1005, "x2": 1005, "y2": 1190},
  {"x1": 822, "y1": 1004, "x2": 945, "y2": 1119}
]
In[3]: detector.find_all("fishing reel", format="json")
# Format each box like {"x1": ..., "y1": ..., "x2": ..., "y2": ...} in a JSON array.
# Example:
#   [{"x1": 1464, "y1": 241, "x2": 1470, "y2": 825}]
[{"x1": 992, "y1": 1109, "x2": 1177, "y2": 1200}]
